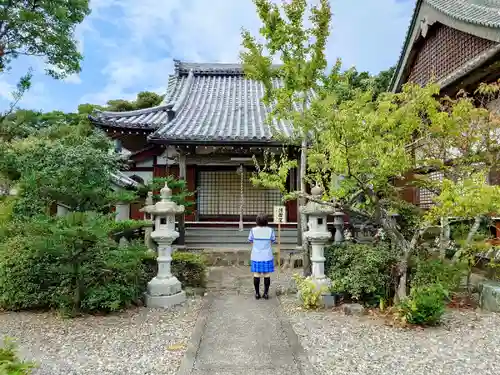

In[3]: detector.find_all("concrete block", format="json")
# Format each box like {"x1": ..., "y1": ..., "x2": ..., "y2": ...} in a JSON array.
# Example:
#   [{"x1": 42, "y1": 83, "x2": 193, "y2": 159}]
[{"x1": 479, "y1": 280, "x2": 500, "y2": 312}]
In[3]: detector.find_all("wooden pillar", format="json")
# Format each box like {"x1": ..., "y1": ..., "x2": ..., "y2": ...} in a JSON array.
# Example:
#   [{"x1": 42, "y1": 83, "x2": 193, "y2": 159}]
[
  {"x1": 177, "y1": 150, "x2": 186, "y2": 247},
  {"x1": 299, "y1": 142, "x2": 311, "y2": 276},
  {"x1": 295, "y1": 166, "x2": 302, "y2": 248}
]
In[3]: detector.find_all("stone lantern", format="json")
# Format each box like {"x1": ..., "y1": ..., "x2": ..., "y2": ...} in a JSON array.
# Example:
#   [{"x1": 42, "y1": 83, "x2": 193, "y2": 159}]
[
  {"x1": 300, "y1": 185, "x2": 335, "y2": 290},
  {"x1": 143, "y1": 182, "x2": 186, "y2": 308}
]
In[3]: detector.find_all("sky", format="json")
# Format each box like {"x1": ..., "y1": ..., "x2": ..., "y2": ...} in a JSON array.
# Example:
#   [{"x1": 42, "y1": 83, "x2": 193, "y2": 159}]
[{"x1": 0, "y1": 0, "x2": 415, "y2": 113}]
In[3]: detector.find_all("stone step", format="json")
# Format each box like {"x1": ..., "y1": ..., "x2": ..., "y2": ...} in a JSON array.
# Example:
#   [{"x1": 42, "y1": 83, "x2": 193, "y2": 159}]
[
  {"x1": 184, "y1": 248, "x2": 304, "y2": 267},
  {"x1": 186, "y1": 227, "x2": 297, "y2": 235},
  {"x1": 183, "y1": 243, "x2": 298, "y2": 250},
  {"x1": 185, "y1": 235, "x2": 297, "y2": 244}
]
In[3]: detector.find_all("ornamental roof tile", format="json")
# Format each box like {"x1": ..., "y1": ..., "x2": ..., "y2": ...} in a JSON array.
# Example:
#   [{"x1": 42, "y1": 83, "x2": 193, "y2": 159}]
[
  {"x1": 427, "y1": 0, "x2": 500, "y2": 28},
  {"x1": 89, "y1": 60, "x2": 297, "y2": 144}
]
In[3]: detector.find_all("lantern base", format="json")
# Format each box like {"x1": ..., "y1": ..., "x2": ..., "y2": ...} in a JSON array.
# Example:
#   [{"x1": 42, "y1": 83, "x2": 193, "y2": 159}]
[{"x1": 145, "y1": 290, "x2": 186, "y2": 308}]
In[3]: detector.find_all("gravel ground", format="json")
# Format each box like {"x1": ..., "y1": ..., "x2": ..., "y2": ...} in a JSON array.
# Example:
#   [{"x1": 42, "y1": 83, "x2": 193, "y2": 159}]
[
  {"x1": 280, "y1": 296, "x2": 500, "y2": 375},
  {"x1": 0, "y1": 297, "x2": 202, "y2": 375}
]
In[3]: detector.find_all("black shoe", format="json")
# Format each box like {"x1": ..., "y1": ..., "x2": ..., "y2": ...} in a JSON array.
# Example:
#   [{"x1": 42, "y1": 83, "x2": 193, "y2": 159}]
[
  {"x1": 263, "y1": 293, "x2": 269, "y2": 300},
  {"x1": 255, "y1": 293, "x2": 261, "y2": 300}
]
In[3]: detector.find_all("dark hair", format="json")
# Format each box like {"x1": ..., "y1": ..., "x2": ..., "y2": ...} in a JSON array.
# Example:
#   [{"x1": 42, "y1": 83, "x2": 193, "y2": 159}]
[{"x1": 256, "y1": 213, "x2": 268, "y2": 227}]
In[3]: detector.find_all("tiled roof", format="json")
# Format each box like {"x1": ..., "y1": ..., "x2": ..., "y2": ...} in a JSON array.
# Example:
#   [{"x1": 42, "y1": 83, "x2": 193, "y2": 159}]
[
  {"x1": 427, "y1": 0, "x2": 500, "y2": 28},
  {"x1": 90, "y1": 60, "x2": 296, "y2": 144},
  {"x1": 90, "y1": 106, "x2": 171, "y2": 130},
  {"x1": 110, "y1": 171, "x2": 141, "y2": 189},
  {"x1": 390, "y1": 0, "x2": 500, "y2": 91}
]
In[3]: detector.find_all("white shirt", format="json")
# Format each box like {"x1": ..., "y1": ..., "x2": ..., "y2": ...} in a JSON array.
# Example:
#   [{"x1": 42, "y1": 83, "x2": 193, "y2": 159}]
[{"x1": 248, "y1": 226, "x2": 276, "y2": 262}]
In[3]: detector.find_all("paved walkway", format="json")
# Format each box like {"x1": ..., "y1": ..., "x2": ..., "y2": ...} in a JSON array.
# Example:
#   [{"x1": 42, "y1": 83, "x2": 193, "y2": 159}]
[{"x1": 177, "y1": 267, "x2": 312, "y2": 375}]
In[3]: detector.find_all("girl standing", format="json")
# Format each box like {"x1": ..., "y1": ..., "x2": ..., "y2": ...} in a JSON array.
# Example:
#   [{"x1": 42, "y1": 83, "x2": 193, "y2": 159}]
[{"x1": 248, "y1": 213, "x2": 276, "y2": 300}]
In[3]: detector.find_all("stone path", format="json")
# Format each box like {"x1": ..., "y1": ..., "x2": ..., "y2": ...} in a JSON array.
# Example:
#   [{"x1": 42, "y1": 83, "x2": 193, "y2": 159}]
[{"x1": 177, "y1": 266, "x2": 312, "y2": 375}]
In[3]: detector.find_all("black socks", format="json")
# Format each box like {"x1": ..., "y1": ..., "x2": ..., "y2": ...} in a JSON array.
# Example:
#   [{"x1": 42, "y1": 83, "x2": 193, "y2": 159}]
[
  {"x1": 254, "y1": 277, "x2": 261, "y2": 299},
  {"x1": 254, "y1": 276, "x2": 271, "y2": 300},
  {"x1": 263, "y1": 277, "x2": 271, "y2": 299}
]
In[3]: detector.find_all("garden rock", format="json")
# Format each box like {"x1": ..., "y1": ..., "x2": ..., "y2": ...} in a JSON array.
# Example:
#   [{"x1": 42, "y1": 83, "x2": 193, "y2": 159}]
[
  {"x1": 479, "y1": 280, "x2": 500, "y2": 312},
  {"x1": 342, "y1": 303, "x2": 365, "y2": 316}
]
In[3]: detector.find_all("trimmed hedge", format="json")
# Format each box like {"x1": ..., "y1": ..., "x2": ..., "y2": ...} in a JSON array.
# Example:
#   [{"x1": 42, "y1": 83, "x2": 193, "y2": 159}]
[{"x1": 143, "y1": 251, "x2": 207, "y2": 289}]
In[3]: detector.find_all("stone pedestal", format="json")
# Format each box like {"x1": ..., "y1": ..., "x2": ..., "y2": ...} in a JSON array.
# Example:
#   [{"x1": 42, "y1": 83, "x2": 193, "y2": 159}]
[
  {"x1": 143, "y1": 183, "x2": 186, "y2": 308},
  {"x1": 479, "y1": 281, "x2": 500, "y2": 312}
]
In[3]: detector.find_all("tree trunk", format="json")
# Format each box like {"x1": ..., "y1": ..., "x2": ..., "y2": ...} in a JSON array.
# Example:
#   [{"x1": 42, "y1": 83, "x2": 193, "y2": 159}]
[
  {"x1": 453, "y1": 216, "x2": 482, "y2": 262},
  {"x1": 439, "y1": 216, "x2": 450, "y2": 260},
  {"x1": 396, "y1": 257, "x2": 409, "y2": 303},
  {"x1": 466, "y1": 216, "x2": 482, "y2": 246},
  {"x1": 380, "y1": 215, "x2": 426, "y2": 304}
]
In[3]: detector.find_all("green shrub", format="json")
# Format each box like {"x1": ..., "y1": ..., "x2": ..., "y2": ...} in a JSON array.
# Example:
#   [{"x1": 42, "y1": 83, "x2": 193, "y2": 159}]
[
  {"x1": 172, "y1": 252, "x2": 207, "y2": 288},
  {"x1": 326, "y1": 242, "x2": 397, "y2": 303},
  {"x1": 410, "y1": 257, "x2": 465, "y2": 293},
  {"x1": 396, "y1": 284, "x2": 447, "y2": 325},
  {"x1": 140, "y1": 250, "x2": 207, "y2": 289},
  {"x1": 0, "y1": 337, "x2": 35, "y2": 374},
  {"x1": 0, "y1": 213, "x2": 150, "y2": 315},
  {"x1": 293, "y1": 274, "x2": 325, "y2": 309}
]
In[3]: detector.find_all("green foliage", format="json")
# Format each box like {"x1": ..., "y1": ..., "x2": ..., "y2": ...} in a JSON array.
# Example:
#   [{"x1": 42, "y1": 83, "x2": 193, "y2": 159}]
[
  {"x1": 293, "y1": 274, "x2": 326, "y2": 309},
  {"x1": 0, "y1": 0, "x2": 91, "y2": 78},
  {"x1": 0, "y1": 128, "x2": 129, "y2": 219},
  {"x1": 141, "y1": 251, "x2": 207, "y2": 289},
  {"x1": 101, "y1": 91, "x2": 164, "y2": 112},
  {"x1": 411, "y1": 257, "x2": 465, "y2": 293},
  {"x1": 109, "y1": 219, "x2": 151, "y2": 234},
  {"x1": 425, "y1": 173, "x2": 500, "y2": 224},
  {"x1": 0, "y1": 213, "x2": 149, "y2": 315},
  {"x1": 389, "y1": 200, "x2": 423, "y2": 240},
  {"x1": 171, "y1": 252, "x2": 207, "y2": 288},
  {"x1": 0, "y1": 337, "x2": 35, "y2": 375},
  {"x1": 138, "y1": 177, "x2": 195, "y2": 211},
  {"x1": 242, "y1": 0, "x2": 500, "y2": 305},
  {"x1": 326, "y1": 243, "x2": 397, "y2": 303},
  {"x1": 241, "y1": 0, "x2": 332, "y2": 139},
  {"x1": 397, "y1": 284, "x2": 447, "y2": 325}
]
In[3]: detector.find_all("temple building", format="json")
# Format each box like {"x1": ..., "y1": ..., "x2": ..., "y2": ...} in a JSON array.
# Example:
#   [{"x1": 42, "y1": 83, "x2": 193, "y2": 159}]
[
  {"x1": 390, "y1": 0, "x2": 500, "y2": 236},
  {"x1": 89, "y1": 61, "x2": 300, "y2": 249}
]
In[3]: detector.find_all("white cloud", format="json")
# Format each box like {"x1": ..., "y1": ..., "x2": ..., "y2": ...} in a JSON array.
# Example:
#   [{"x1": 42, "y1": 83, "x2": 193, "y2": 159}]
[
  {"x1": 63, "y1": 74, "x2": 82, "y2": 84},
  {"x1": 80, "y1": 0, "x2": 414, "y2": 105},
  {"x1": 0, "y1": 77, "x2": 48, "y2": 111},
  {"x1": 80, "y1": 57, "x2": 173, "y2": 105},
  {"x1": 0, "y1": 80, "x2": 15, "y2": 102}
]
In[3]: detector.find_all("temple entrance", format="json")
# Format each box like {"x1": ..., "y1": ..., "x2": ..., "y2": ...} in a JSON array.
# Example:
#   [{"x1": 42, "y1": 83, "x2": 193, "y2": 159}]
[{"x1": 196, "y1": 167, "x2": 282, "y2": 221}]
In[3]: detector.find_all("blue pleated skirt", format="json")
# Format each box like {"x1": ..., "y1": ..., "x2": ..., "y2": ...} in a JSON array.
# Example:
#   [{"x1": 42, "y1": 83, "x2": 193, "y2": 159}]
[{"x1": 250, "y1": 259, "x2": 275, "y2": 273}]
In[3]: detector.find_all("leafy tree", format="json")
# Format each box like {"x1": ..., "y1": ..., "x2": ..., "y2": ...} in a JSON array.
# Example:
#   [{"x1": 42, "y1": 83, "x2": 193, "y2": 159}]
[
  {"x1": 137, "y1": 176, "x2": 195, "y2": 212},
  {"x1": 4, "y1": 136, "x2": 128, "y2": 218},
  {"x1": 98, "y1": 91, "x2": 165, "y2": 113},
  {"x1": 0, "y1": 212, "x2": 150, "y2": 314},
  {"x1": 0, "y1": 0, "x2": 91, "y2": 78},
  {"x1": 241, "y1": 0, "x2": 332, "y2": 272},
  {"x1": 241, "y1": 0, "x2": 500, "y2": 303}
]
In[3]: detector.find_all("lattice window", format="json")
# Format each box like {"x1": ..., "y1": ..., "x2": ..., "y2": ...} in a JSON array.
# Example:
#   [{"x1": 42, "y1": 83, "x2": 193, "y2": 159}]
[
  {"x1": 197, "y1": 169, "x2": 282, "y2": 218},
  {"x1": 418, "y1": 171, "x2": 443, "y2": 208}
]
